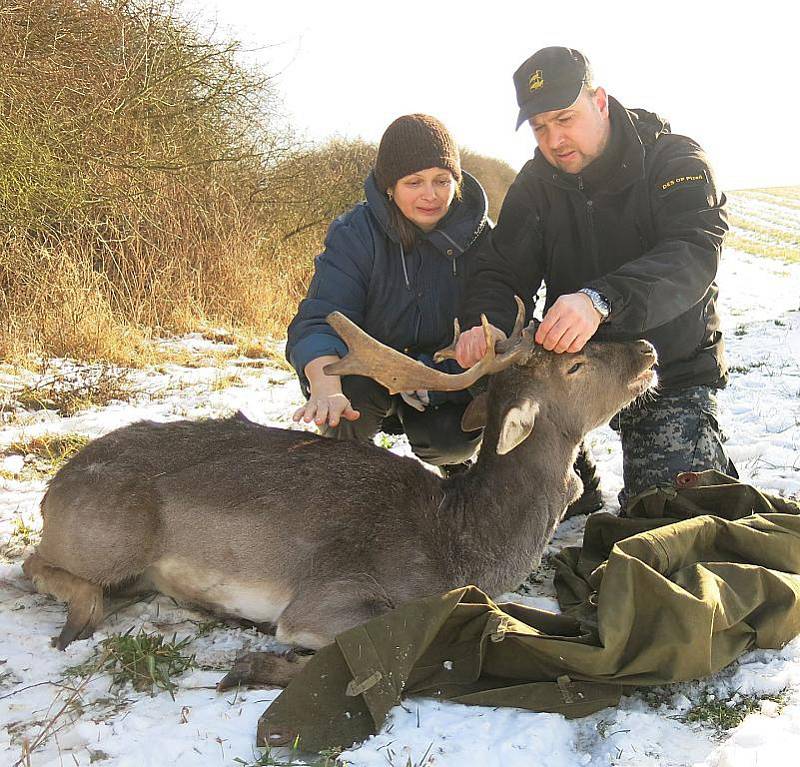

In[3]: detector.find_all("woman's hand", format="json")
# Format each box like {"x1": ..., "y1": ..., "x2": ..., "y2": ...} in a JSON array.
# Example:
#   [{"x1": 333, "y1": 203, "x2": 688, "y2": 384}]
[
  {"x1": 293, "y1": 392, "x2": 360, "y2": 428},
  {"x1": 292, "y1": 356, "x2": 361, "y2": 428}
]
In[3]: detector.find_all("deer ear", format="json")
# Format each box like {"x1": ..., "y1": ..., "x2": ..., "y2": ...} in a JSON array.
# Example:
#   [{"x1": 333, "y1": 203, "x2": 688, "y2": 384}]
[
  {"x1": 497, "y1": 399, "x2": 539, "y2": 455},
  {"x1": 461, "y1": 393, "x2": 488, "y2": 431}
]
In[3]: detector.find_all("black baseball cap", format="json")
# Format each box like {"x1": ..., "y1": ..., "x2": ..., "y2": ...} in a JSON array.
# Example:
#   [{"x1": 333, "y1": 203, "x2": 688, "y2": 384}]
[{"x1": 513, "y1": 47, "x2": 590, "y2": 129}]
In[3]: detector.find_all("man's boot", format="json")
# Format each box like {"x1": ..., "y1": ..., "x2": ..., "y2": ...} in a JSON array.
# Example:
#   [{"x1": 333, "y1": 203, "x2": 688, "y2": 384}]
[{"x1": 564, "y1": 443, "x2": 604, "y2": 519}]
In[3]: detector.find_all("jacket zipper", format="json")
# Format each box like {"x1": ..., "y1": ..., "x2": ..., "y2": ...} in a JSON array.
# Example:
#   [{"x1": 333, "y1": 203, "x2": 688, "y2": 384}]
[
  {"x1": 578, "y1": 176, "x2": 598, "y2": 262},
  {"x1": 400, "y1": 244, "x2": 411, "y2": 290}
]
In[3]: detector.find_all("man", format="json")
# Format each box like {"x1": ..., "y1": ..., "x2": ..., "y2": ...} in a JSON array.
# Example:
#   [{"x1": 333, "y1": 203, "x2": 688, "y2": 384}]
[{"x1": 455, "y1": 46, "x2": 735, "y2": 510}]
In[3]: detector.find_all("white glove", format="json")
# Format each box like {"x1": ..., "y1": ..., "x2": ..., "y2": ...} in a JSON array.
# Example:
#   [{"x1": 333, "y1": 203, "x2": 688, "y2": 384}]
[{"x1": 400, "y1": 389, "x2": 430, "y2": 412}]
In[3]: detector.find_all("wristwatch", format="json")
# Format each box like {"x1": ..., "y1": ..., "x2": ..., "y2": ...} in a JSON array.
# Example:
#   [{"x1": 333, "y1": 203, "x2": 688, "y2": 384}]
[{"x1": 578, "y1": 288, "x2": 611, "y2": 322}]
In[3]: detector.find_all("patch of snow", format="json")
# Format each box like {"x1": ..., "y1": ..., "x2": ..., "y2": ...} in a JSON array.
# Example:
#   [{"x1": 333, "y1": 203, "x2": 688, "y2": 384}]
[{"x1": 1, "y1": 200, "x2": 799, "y2": 766}]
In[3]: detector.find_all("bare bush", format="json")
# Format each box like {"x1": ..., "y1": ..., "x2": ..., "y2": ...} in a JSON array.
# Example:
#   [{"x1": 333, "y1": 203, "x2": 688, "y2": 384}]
[
  {"x1": 461, "y1": 148, "x2": 517, "y2": 222},
  {"x1": 0, "y1": 0, "x2": 293, "y2": 360}
]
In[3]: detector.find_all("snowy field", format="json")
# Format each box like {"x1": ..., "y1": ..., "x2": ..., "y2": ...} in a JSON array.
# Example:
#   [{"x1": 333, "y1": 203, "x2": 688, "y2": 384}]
[{"x1": 0, "y1": 191, "x2": 799, "y2": 767}]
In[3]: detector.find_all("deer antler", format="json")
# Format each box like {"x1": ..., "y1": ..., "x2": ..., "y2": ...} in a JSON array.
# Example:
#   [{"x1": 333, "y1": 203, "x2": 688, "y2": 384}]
[
  {"x1": 433, "y1": 295, "x2": 529, "y2": 362},
  {"x1": 323, "y1": 296, "x2": 535, "y2": 394}
]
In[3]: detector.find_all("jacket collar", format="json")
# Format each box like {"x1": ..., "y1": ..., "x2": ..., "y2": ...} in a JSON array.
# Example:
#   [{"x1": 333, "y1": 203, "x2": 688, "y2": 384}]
[
  {"x1": 529, "y1": 96, "x2": 670, "y2": 194},
  {"x1": 364, "y1": 170, "x2": 488, "y2": 256}
]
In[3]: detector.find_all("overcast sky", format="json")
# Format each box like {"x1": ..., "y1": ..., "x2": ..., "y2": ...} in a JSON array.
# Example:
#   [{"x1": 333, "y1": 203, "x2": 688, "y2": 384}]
[{"x1": 182, "y1": 0, "x2": 796, "y2": 192}]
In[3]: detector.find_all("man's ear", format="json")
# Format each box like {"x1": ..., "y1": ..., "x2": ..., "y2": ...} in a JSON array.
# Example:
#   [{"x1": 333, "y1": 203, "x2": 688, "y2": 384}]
[
  {"x1": 461, "y1": 393, "x2": 488, "y2": 431},
  {"x1": 595, "y1": 86, "x2": 609, "y2": 116},
  {"x1": 497, "y1": 399, "x2": 539, "y2": 455}
]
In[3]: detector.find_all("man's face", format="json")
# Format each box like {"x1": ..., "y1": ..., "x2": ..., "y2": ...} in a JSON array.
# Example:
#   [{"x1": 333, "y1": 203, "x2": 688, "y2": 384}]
[{"x1": 529, "y1": 87, "x2": 611, "y2": 175}]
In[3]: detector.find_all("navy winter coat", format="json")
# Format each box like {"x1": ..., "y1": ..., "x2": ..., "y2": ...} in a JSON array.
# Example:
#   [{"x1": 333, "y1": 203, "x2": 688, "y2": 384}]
[{"x1": 286, "y1": 171, "x2": 489, "y2": 395}]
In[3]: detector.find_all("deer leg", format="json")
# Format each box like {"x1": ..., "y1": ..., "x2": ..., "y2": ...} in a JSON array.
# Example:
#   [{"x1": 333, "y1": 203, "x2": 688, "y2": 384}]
[
  {"x1": 216, "y1": 649, "x2": 311, "y2": 691},
  {"x1": 275, "y1": 576, "x2": 394, "y2": 651},
  {"x1": 23, "y1": 552, "x2": 104, "y2": 650},
  {"x1": 217, "y1": 577, "x2": 393, "y2": 690}
]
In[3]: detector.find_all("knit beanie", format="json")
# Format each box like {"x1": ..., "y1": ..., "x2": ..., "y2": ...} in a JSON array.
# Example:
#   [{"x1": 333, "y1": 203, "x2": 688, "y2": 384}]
[{"x1": 374, "y1": 114, "x2": 462, "y2": 193}]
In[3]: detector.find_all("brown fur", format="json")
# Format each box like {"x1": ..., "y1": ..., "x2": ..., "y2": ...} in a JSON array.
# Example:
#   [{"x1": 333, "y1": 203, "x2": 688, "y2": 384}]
[{"x1": 25, "y1": 338, "x2": 656, "y2": 681}]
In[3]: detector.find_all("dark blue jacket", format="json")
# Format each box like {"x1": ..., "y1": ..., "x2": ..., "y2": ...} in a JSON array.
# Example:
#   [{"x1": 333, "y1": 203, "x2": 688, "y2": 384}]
[{"x1": 286, "y1": 171, "x2": 489, "y2": 395}]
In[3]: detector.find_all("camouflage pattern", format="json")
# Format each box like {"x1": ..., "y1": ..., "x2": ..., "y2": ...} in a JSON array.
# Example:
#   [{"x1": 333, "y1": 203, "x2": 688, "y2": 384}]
[{"x1": 611, "y1": 385, "x2": 736, "y2": 508}]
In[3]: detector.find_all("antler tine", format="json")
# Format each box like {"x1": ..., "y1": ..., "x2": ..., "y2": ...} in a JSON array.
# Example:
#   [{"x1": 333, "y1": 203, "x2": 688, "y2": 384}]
[
  {"x1": 495, "y1": 296, "x2": 526, "y2": 354},
  {"x1": 479, "y1": 313, "x2": 497, "y2": 363},
  {"x1": 432, "y1": 317, "x2": 462, "y2": 364}
]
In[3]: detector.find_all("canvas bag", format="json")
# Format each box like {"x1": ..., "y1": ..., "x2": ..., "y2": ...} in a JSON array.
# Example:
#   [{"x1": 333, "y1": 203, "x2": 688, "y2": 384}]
[{"x1": 258, "y1": 471, "x2": 800, "y2": 752}]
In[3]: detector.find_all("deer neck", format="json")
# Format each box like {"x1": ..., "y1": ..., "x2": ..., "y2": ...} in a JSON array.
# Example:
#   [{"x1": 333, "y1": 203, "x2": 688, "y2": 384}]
[{"x1": 436, "y1": 412, "x2": 582, "y2": 596}]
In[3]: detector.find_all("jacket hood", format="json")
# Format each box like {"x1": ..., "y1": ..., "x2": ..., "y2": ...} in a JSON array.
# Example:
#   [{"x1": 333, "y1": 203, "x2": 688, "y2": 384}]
[
  {"x1": 364, "y1": 169, "x2": 489, "y2": 256},
  {"x1": 627, "y1": 104, "x2": 671, "y2": 146}
]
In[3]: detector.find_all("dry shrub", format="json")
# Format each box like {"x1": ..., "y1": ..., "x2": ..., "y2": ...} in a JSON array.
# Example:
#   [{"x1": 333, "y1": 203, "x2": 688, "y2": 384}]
[
  {"x1": 13, "y1": 362, "x2": 133, "y2": 416},
  {"x1": 0, "y1": 240, "x2": 142, "y2": 363},
  {"x1": 0, "y1": 0, "x2": 290, "y2": 360},
  {"x1": 254, "y1": 138, "x2": 377, "y2": 334},
  {"x1": 460, "y1": 149, "x2": 517, "y2": 223}
]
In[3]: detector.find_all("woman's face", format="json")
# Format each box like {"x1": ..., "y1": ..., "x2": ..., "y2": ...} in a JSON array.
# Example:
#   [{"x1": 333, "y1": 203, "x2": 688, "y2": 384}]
[{"x1": 390, "y1": 167, "x2": 457, "y2": 232}]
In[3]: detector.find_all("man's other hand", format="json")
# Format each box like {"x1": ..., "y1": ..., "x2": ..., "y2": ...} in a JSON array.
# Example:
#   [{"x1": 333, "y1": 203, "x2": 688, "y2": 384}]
[{"x1": 535, "y1": 293, "x2": 603, "y2": 353}]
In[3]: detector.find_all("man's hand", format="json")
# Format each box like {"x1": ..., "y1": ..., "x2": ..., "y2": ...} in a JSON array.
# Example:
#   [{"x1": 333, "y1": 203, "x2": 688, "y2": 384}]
[
  {"x1": 535, "y1": 293, "x2": 603, "y2": 353},
  {"x1": 454, "y1": 324, "x2": 507, "y2": 368}
]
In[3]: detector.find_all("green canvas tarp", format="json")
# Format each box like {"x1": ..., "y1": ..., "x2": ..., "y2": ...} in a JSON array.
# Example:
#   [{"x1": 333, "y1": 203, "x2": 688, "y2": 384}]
[{"x1": 258, "y1": 471, "x2": 800, "y2": 752}]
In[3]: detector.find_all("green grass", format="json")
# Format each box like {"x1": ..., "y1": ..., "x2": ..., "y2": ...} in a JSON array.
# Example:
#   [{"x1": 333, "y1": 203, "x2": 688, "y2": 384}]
[
  {"x1": 234, "y1": 745, "x2": 347, "y2": 766},
  {"x1": 683, "y1": 688, "x2": 787, "y2": 732},
  {"x1": 736, "y1": 188, "x2": 800, "y2": 210},
  {"x1": 726, "y1": 231, "x2": 800, "y2": 264},
  {"x1": 374, "y1": 433, "x2": 397, "y2": 450},
  {"x1": 66, "y1": 629, "x2": 196, "y2": 699}
]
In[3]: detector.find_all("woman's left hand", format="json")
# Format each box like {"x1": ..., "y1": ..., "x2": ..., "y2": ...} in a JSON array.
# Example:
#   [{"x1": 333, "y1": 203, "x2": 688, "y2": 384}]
[{"x1": 293, "y1": 392, "x2": 360, "y2": 427}]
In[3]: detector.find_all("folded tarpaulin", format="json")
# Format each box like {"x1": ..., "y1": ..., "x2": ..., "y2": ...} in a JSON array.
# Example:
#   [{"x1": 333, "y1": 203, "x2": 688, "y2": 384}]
[{"x1": 258, "y1": 471, "x2": 800, "y2": 752}]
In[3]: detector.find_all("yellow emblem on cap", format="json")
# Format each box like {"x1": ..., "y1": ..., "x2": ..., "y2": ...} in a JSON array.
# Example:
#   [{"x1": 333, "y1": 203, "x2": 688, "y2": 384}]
[{"x1": 529, "y1": 70, "x2": 544, "y2": 91}]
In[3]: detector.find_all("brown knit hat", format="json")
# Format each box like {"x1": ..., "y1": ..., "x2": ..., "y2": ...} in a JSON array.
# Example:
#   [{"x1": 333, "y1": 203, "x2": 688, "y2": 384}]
[{"x1": 374, "y1": 114, "x2": 462, "y2": 193}]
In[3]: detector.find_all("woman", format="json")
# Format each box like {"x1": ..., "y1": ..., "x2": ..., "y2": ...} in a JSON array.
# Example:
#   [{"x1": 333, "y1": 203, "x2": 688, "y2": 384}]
[{"x1": 286, "y1": 114, "x2": 489, "y2": 474}]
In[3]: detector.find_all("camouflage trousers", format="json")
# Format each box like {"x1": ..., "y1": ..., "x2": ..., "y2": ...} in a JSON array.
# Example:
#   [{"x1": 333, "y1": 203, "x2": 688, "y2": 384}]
[{"x1": 610, "y1": 385, "x2": 737, "y2": 509}]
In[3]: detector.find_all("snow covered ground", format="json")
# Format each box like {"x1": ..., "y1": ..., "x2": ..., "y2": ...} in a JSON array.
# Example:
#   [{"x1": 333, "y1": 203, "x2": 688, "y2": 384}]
[{"x1": 0, "y1": 192, "x2": 799, "y2": 767}]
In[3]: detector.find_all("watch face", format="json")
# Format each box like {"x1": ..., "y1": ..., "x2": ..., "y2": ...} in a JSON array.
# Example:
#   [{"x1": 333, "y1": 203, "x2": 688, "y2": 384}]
[{"x1": 581, "y1": 288, "x2": 609, "y2": 317}]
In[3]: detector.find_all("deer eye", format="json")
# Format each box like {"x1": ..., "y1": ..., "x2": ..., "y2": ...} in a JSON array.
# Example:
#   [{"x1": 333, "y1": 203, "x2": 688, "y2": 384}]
[{"x1": 567, "y1": 362, "x2": 583, "y2": 375}]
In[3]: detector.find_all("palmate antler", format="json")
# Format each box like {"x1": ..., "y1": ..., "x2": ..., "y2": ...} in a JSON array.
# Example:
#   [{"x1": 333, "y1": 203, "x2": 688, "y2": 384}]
[{"x1": 323, "y1": 296, "x2": 536, "y2": 394}]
